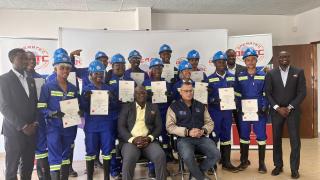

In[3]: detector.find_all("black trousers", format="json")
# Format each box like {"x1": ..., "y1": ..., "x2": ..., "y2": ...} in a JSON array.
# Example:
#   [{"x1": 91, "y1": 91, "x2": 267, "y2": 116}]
[
  {"x1": 271, "y1": 109, "x2": 301, "y2": 171},
  {"x1": 4, "y1": 134, "x2": 36, "y2": 180}
]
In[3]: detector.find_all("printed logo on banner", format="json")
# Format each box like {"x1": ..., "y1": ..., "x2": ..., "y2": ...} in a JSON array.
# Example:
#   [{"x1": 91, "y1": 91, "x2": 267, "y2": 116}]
[
  {"x1": 23, "y1": 45, "x2": 50, "y2": 70},
  {"x1": 235, "y1": 42, "x2": 265, "y2": 62}
]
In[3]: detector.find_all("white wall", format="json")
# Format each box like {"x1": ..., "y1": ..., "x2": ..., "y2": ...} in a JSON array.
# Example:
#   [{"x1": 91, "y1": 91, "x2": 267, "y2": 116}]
[
  {"x1": 0, "y1": 9, "x2": 136, "y2": 38},
  {"x1": 152, "y1": 13, "x2": 297, "y2": 45},
  {"x1": 294, "y1": 6, "x2": 320, "y2": 44}
]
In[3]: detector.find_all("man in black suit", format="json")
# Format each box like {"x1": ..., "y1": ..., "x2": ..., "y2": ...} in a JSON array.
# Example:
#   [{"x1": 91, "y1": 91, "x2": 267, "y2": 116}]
[
  {"x1": 118, "y1": 86, "x2": 167, "y2": 180},
  {"x1": 0, "y1": 48, "x2": 38, "y2": 180},
  {"x1": 225, "y1": 49, "x2": 246, "y2": 76},
  {"x1": 265, "y1": 51, "x2": 306, "y2": 179}
]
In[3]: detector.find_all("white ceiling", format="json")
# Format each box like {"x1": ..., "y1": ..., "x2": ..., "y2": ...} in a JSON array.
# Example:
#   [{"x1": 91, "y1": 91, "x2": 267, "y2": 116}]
[{"x1": 1, "y1": 0, "x2": 320, "y2": 15}]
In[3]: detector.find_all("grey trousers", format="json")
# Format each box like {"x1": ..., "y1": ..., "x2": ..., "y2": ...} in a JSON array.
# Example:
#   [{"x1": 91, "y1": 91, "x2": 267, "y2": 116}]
[{"x1": 121, "y1": 141, "x2": 167, "y2": 180}]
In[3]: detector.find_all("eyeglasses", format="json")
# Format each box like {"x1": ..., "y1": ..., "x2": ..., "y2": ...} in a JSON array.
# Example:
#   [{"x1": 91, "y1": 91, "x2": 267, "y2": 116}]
[{"x1": 180, "y1": 89, "x2": 193, "y2": 93}]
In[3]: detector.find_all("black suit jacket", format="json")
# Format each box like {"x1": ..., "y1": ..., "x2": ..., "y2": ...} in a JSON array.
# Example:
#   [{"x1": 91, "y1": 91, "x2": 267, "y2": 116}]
[
  {"x1": 265, "y1": 66, "x2": 306, "y2": 110},
  {"x1": 0, "y1": 70, "x2": 38, "y2": 137},
  {"x1": 118, "y1": 102, "x2": 162, "y2": 143},
  {"x1": 235, "y1": 64, "x2": 247, "y2": 76}
]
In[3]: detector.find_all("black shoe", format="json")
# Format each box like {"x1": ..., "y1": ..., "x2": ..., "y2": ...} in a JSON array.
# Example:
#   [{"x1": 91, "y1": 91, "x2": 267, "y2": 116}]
[
  {"x1": 258, "y1": 163, "x2": 267, "y2": 174},
  {"x1": 223, "y1": 163, "x2": 239, "y2": 173},
  {"x1": 103, "y1": 160, "x2": 110, "y2": 180},
  {"x1": 291, "y1": 170, "x2": 300, "y2": 179},
  {"x1": 237, "y1": 161, "x2": 250, "y2": 171},
  {"x1": 69, "y1": 167, "x2": 78, "y2": 177},
  {"x1": 148, "y1": 169, "x2": 156, "y2": 178},
  {"x1": 221, "y1": 145, "x2": 239, "y2": 173},
  {"x1": 271, "y1": 167, "x2": 283, "y2": 176},
  {"x1": 238, "y1": 143, "x2": 250, "y2": 171}
]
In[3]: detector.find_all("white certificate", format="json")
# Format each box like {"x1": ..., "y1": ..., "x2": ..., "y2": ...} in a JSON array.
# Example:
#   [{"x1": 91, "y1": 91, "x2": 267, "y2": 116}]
[
  {"x1": 219, "y1": 88, "x2": 236, "y2": 110},
  {"x1": 161, "y1": 64, "x2": 174, "y2": 82},
  {"x1": 131, "y1": 72, "x2": 144, "y2": 85},
  {"x1": 68, "y1": 72, "x2": 77, "y2": 86},
  {"x1": 59, "y1": 98, "x2": 81, "y2": 128},
  {"x1": 242, "y1": 112, "x2": 259, "y2": 121},
  {"x1": 191, "y1": 71, "x2": 204, "y2": 82},
  {"x1": 90, "y1": 90, "x2": 109, "y2": 115},
  {"x1": 151, "y1": 81, "x2": 167, "y2": 103},
  {"x1": 193, "y1": 82, "x2": 208, "y2": 104},
  {"x1": 34, "y1": 78, "x2": 45, "y2": 100},
  {"x1": 241, "y1": 99, "x2": 258, "y2": 121},
  {"x1": 119, "y1": 80, "x2": 135, "y2": 102}
]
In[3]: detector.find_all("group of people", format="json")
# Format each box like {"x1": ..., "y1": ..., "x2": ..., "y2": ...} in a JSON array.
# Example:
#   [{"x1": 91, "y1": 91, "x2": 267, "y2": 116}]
[{"x1": 0, "y1": 43, "x2": 306, "y2": 180}]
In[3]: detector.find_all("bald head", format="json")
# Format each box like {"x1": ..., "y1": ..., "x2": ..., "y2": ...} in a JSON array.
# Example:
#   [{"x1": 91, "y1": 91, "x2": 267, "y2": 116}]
[
  {"x1": 278, "y1": 51, "x2": 290, "y2": 70},
  {"x1": 134, "y1": 85, "x2": 147, "y2": 106}
]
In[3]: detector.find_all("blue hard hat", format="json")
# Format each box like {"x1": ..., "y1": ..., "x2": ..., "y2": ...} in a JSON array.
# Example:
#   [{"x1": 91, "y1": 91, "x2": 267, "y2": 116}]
[
  {"x1": 53, "y1": 53, "x2": 72, "y2": 66},
  {"x1": 53, "y1": 48, "x2": 68, "y2": 59},
  {"x1": 128, "y1": 50, "x2": 142, "y2": 60},
  {"x1": 178, "y1": 60, "x2": 192, "y2": 71},
  {"x1": 88, "y1": 60, "x2": 106, "y2": 73},
  {"x1": 95, "y1": 51, "x2": 108, "y2": 60},
  {"x1": 111, "y1": 53, "x2": 126, "y2": 64},
  {"x1": 242, "y1": 47, "x2": 258, "y2": 60},
  {"x1": 149, "y1": 58, "x2": 164, "y2": 69},
  {"x1": 187, "y1": 49, "x2": 200, "y2": 59},
  {"x1": 212, "y1": 51, "x2": 227, "y2": 62},
  {"x1": 159, "y1": 44, "x2": 172, "y2": 54}
]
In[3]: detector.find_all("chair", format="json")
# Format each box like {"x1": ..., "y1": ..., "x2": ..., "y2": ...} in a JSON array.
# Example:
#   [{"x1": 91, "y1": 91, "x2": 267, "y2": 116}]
[{"x1": 171, "y1": 135, "x2": 219, "y2": 180}]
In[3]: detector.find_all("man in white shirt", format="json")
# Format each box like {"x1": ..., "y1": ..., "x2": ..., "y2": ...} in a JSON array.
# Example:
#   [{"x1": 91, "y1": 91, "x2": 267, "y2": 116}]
[{"x1": 0, "y1": 48, "x2": 38, "y2": 180}]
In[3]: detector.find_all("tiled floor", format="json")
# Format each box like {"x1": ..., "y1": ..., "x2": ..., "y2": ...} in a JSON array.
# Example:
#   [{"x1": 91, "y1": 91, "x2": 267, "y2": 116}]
[{"x1": 1, "y1": 138, "x2": 319, "y2": 180}]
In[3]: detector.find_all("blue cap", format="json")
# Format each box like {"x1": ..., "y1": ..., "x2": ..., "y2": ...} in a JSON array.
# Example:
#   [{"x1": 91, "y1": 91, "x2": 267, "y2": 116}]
[
  {"x1": 242, "y1": 47, "x2": 258, "y2": 60},
  {"x1": 187, "y1": 49, "x2": 200, "y2": 59},
  {"x1": 53, "y1": 48, "x2": 68, "y2": 59},
  {"x1": 212, "y1": 51, "x2": 227, "y2": 62},
  {"x1": 111, "y1": 53, "x2": 126, "y2": 64},
  {"x1": 149, "y1": 58, "x2": 164, "y2": 69},
  {"x1": 88, "y1": 60, "x2": 106, "y2": 73},
  {"x1": 159, "y1": 44, "x2": 172, "y2": 54},
  {"x1": 53, "y1": 53, "x2": 72, "y2": 66},
  {"x1": 128, "y1": 50, "x2": 142, "y2": 60},
  {"x1": 178, "y1": 60, "x2": 192, "y2": 71},
  {"x1": 95, "y1": 51, "x2": 108, "y2": 60}
]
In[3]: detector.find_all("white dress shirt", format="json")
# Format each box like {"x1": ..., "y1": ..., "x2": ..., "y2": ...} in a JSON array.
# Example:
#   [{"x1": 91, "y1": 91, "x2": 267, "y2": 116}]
[
  {"x1": 280, "y1": 66, "x2": 290, "y2": 87},
  {"x1": 12, "y1": 68, "x2": 29, "y2": 97}
]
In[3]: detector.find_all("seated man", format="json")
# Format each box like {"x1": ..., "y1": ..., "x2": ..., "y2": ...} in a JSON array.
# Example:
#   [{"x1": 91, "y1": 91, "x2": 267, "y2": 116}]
[
  {"x1": 166, "y1": 82, "x2": 220, "y2": 180},
  {"x1": 118, "y1": 85, "x2": 167, "y2": 180}
]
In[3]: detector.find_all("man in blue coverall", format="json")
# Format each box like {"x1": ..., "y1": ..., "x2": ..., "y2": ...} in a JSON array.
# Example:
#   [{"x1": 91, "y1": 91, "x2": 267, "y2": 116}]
[
  {"x1": 81, "y1": 59, "x2": 119, "y2": 180},
  {"x1": 206, "y1": 51, "x2": 239, "y2": 173},
  {"x1": 37, "y1": 53, "x2": 80, "y2": 180},
  {"x1": 235, "y1": 48, "x2": 268, "y2": 174}
]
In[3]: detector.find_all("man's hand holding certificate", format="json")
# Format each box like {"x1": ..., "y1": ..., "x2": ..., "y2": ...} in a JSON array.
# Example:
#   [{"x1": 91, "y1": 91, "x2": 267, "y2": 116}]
[
  {"x1": 119, "y1": 80, "x2": 135, "y2": 102},
  {"x1": 59, "y1": 98, "x2": 81, "y2": 128},
  {"x1": 90, "y1": 90, "x2": 109, "y2": 115},
  {"x1": 219, "y1": 88, "x2": 236, "y2": 110},
  {"x1": 241, "y1": 99, "x2": 259, "y2": 121},
  {"x1": 151, "y1": 81, "x2": 167, "y2": 103}
]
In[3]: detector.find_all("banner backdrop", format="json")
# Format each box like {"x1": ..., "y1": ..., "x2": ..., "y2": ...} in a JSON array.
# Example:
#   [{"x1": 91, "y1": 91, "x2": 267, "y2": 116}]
[
  {"x1": 59, "y1": 28, "x2": 228, "y2": 75},
  {"x1": 0, "y1": 37, "x2": 57, "y2": 153},
  {"x1": 228, "y1": 34, "x2": 273, "y2": 68},
  {"x1": 0, "y1": 37, "x2": 57, "y2": 75}
]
